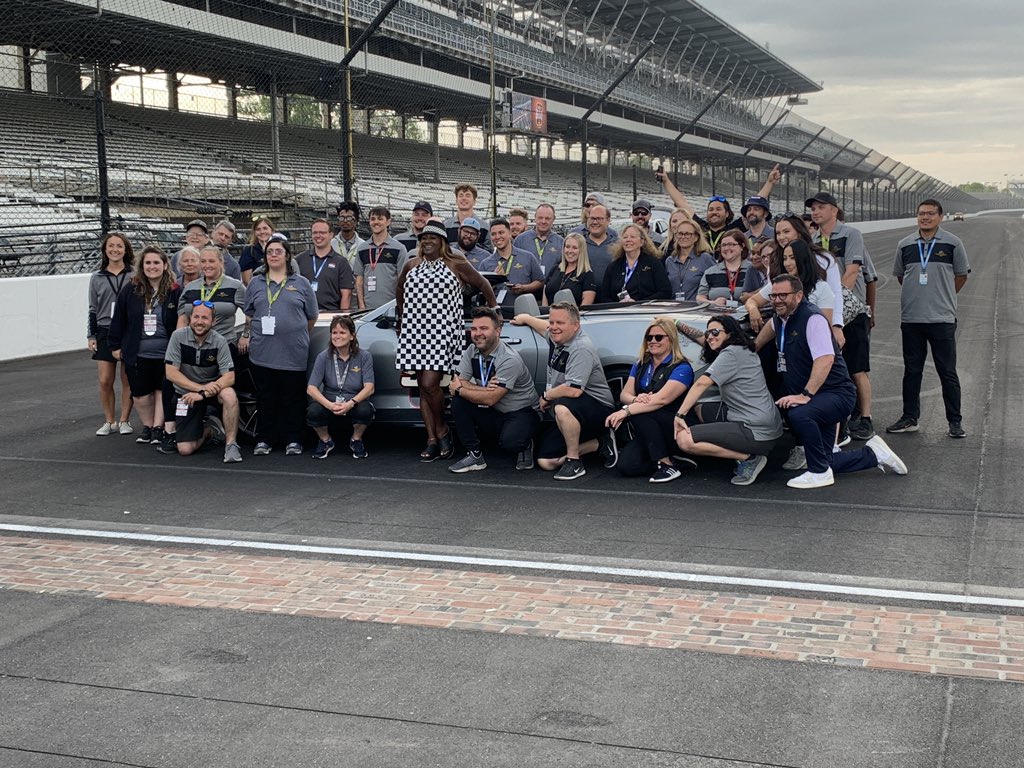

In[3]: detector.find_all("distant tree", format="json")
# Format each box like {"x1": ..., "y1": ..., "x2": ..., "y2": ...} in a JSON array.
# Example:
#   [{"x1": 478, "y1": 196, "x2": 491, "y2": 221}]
[{"x1": 958, "y1": 182, "x2": 998, "y2": 193}]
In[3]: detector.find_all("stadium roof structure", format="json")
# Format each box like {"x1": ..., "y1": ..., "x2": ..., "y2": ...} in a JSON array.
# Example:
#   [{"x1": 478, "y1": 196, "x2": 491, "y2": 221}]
[{"x1": 518, "y1": 0, "x2": 822, "y2": 99}]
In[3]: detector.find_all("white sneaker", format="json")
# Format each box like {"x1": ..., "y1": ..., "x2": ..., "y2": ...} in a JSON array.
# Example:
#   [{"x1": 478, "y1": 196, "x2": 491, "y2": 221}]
[
  {"x1": 787, "y1": 468, "x2": 835, "y2": 489},
  {"x1": 118, "y1": 421, "x2": 134, "y2": 435},
  {"x1": 782, "y1": 445, "x2": 807, "y2": 470},
  {"x1": 95, "y1": 421, "x2": 115, "y2": 436},
  {"x1": 866, "y1": 435, "x2": 908, "y2": 475}
]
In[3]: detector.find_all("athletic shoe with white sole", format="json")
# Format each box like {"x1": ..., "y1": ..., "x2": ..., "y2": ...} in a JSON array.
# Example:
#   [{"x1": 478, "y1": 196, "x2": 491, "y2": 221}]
[
  {"x1": 449, "y1": 451, "x2": 487, "y2": 473},
  {"x1": 554, "y1": 458, "x2": 586, "y2": 481},
  {"x1": 95, "y1": 422, "x2": 115, "y2": 436},
  {"x1": 223, "y1": 443, "x2": 243, "y2": 463},
  {"x1": 782, "y1": 445, "x2": 807, "y2": 471},
  {"x1": 865, "y1": 435, "x2": 908, "y2": 475},
  {"x1": 118, "y1": 421, "x2": 134, "y2": 435},
  {"x1": 787, "y1": 468, "x2": 835, "y2": 489},
  {"x1": 732, "y1": 455, "x2": 768, "y2": 486}
]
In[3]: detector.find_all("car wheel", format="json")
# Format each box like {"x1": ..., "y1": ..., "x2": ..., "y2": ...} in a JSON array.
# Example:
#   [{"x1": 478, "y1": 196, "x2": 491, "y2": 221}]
[{"x1": 603, "y1": 365, "x2": 633, "y2": 405}]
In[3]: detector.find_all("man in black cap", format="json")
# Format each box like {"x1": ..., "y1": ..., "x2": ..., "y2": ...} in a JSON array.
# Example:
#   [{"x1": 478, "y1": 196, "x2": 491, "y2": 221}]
[
  {"x1": 631, "y1": 198, "x2": 664, "y2": 246},
  {"x1": 396, "y1": 201, "x2": 433, "y2": 255},
  {"x1": 741, "y1": 195, "x2": 774, "y2": 244}
]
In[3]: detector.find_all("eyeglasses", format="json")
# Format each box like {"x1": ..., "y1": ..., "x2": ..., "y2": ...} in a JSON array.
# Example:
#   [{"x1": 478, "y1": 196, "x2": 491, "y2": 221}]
[
  {"x1": 676, "y1": 231, "x2": 697, "y2": 238},
  {"x1": 632, "y1": 209, "x2": 650, "y2": 216},
  {"x1": 704, "y1": 328, "x2": 724, "y2": 338},
  {"x1": 708, "y1": 195, "x2": 728, "y2": 203},
  {"x1": 192, "y1": 300, "x2": 214, "y2": 308},
  {"x1": 587, "y1": 216, "x2": 608, "y2": 222},
  {"x1": 720, "y1": 241, "x2": 741, "y2": 248},
  {"x1": 337, "y1": 214, "x2": 356, "y2": 221},
  {"x1": 768, "y1": 292, "x2": 794, "y2": 301},
  {"x1": 645, "y1": 333, "x2": 667, "y2": 342}
]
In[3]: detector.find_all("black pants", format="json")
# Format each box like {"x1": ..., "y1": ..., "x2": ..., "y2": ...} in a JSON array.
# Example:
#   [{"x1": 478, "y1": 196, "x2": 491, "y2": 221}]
[
  {"x1": 451, "y1": 396, "x2": 539, "y2": 454},
  {"x1": 900, "y1": 322, "x2": 961, "y2": 422},
  {"x1": 251, "y1": 364, "x2": 307, "y2": 446},
  {"x1": 617, "y1": 406, "x2": 678, "y2": 477}
]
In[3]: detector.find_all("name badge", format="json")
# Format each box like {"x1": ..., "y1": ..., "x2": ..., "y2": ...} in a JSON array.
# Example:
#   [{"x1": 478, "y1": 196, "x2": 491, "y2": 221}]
[
  {"x1": 776, "y1": 353, "x2": 787, "y2": 373},
  {"x1": 335, "y1": 395, "x2": 347, "y2": 404},
  {"x1": 918, "y1": 272, "x2": 928, "y2": 285},
  {"x1": 366, "y1": 275, "x2": 378, "y2": 292},
  {"x1": 310, "y1": 280, "x2": 319, "y2": 292},
  {"x1": 175, "y1": 398, "x2": 189, "y2": 417},
  {"x1": 143, "y1": 313, "x2": 157, "y2": 336},
  {"x1": 261, "y1": 316, "x2": 276, "y2": 335}
]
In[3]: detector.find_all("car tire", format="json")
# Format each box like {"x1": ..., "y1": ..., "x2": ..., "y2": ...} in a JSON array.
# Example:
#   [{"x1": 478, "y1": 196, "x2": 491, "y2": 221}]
[{"x1": 603, "y1": 365, "x2": 633, "y2": 405}]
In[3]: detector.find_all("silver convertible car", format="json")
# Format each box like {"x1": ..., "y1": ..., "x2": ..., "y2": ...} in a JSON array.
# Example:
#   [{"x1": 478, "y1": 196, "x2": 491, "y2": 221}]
[{"x1": 304, "y1": 295, "x2": 733, "y2": 426}]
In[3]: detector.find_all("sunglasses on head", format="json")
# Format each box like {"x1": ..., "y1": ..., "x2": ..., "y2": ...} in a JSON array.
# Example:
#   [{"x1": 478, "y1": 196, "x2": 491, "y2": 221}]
[
  {"x1": 708, "y1": 195, "x2": 728, "y2": 203},
  {"x1": 645, "y1": 333, "x2": 667, "y2": 342},
  {"x1": 192, "y1": 300, "x2": 214, "y2": 308},
  {"x1": 268, "y1": 232, "x2": 288, "y2": 243},
  {"x1": 704, "y1": 328, "x2": 724, "y2": 338}
]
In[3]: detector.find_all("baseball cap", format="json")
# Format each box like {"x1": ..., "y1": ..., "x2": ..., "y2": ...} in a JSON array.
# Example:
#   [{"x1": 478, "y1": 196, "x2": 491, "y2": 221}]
[
  {"x1": 741, "y1": 195, "x2": 772, "y2": 219},
  {"x1": 185, "y1": 219, "x2": 209, "y2": 233},
  {"x1": 631, "y1": 198, "x2": 653, "y2": 214},
  {"x1": 412, "y1": 200, "x2": 433, "y2": 215},
  {"x1": 805, "y1": 192, "x2": 839, "y2": 208},
  {"x1": 459, "y1": 217, "x2": 484, "y2": 232},
  {"x1": 584, "y1": 192, "x2": 606, "y2": 206}
]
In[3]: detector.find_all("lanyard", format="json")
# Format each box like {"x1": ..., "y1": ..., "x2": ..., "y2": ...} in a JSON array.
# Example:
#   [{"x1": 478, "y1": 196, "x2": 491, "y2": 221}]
[
  {"x1": 311, "y1": 254, "x2": 329, "y2": 280},
  {"x1": 820, "y1": 234, "x2": 830, "y2": 251},
  {"x1": 708, "y1": 230, "x2": 725, "y2": 251},
  {"x1": 332, "y1": 353, "x2": 352, "y2": 392},
  {"x1": 623, "y1": 258, "x2": 639, "y2": 285},
  {"x1": 477, "y1": 354, "x2": 495, "y2": 386},
  {"x1": 726, "y1": 266, "x2": 740, "y2": 294},
  {"x1": 640, "y1": 360, "x2": 657, "y2": 390},
  {"x1": 104, "y1": 270, "x2": 128, "y2": 301},
  {"x1": 265, "y1": 276, "x2": 287, "y2": 312},
  {"x1": 494, "y1": 252, "x2": 513, "y2": 276},
  {"x1": 777, "y1": 318, "x2": 787, "y2": 355},
  {"x1": 369, "y1": 243, "x2": 386, "y2": 271},
  {"x1": 147, "y1": 286, "x2": 160, "y2": 313},
  {"x1": 533, "y1": 237, "x2": 546, "y2": 258},
  {"x1": 200, "y1": 275, "x2": 223, "y2": 302},
  {"x1": 917, "y1": 238, "x2": 936, "y2": 272}
]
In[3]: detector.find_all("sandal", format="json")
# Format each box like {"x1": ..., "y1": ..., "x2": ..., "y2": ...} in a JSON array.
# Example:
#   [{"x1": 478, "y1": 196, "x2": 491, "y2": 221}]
[
  {"x1": 419, "y1": 442, "x2": 440, "y2": 463},
  {"x1": 438, "y1": 430, "x2": 455, "y2": 460}
]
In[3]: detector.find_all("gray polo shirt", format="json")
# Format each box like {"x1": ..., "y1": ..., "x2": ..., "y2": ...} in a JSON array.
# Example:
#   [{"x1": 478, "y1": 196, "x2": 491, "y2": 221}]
[
  {"x1": 704, "y1": 345, "x2": 783, "y2": 442},
  {"x1": 815, "y1": 222, "x2": 872, "y2": 300},
  {"x1": 544, "y1": 329, "x2": 614, "y2": 407},
  {"x1": 665, "y1": 251, "x2": 716, "y2": 301},
  {"x1": 893, "y1": 228, "x2": 970, "y2": 324},
  {"x1": 308, "y1": 348, "x2": 375, "y2": 401},
  {"x1": 242, "y1": 272, "x2": 320, "y2": 371},
  {"x1": 480, "y1": 248, "x2": 545, "y2": 305},
  {"x1": 457, "y1": 341, "x2": 538, "y2": 413},
  {"x1": 514, "y1": 230, "x2": 564, "y2": 273},
  {"x1": 178, "y1": 274, "x2": 247, "y2": 343},
  {"x1": 582, "y1": 232, "x2": 619, "y2": 289},
  {"x1": 460, "y1": 244, "x2": 492, "y2": 271},
  {"x1": 296, "y1": 248, "x2": 355, "y2": 311},
  {"x1": 165, "y1": 327, "x2": 234, "y2": 395},
  {"x1": 352, "y1": 237, "x2": 409, "y2": 311}
]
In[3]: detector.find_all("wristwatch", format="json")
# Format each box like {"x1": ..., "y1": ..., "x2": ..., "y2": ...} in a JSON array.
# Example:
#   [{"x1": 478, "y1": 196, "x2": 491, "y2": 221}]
[{"x1": 800, "y1": 387, "x2": 813, "y2": 398}]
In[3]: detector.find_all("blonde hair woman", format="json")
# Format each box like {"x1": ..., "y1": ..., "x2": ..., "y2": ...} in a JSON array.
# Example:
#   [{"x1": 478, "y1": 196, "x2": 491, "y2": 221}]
[{"x1": 543, "y1": 232, "x2": 597, "y2": 306}]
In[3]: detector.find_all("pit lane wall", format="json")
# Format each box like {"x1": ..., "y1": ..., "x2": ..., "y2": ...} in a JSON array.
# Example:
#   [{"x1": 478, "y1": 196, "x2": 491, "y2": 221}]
[{"x1": 0, "y1": 211, "x2": 1009, "y2": 362}]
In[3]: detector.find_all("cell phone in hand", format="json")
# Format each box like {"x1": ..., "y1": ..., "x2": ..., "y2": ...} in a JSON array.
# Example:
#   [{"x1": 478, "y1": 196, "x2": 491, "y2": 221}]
[{"x1": 655, "y1": 165, "x2": 665, "y2": 182}]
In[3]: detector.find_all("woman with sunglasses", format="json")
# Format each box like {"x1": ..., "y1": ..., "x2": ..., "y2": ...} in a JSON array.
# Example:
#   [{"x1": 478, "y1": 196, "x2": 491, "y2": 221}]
[
  {"x1": 674, "y1": 315, "x2": 783, "y2": 486},
  {"x1": 543, "y1": 232, "x2": 597, "y2": 307},
  {"x1": 606, "y1": 317, "x2": 694, "y2": 483},
  {"x1": 108, "y1": 246, "x2": 182, "y2": 446},
  {"x1": 306, "y1": 315, "x2": 375, "y2": 460},
  {"x1": 239, "y1": 216, "x2": 275, "y2": 285},
  {"x1": 697, "y1": 230, "x2": 750, "y2": 306},
  {"x1": 87, "y1": 232, "x2": 135, "y2": 436},
  {"x1": 664, "y1": 218, "x2": 716, "y2": 301},
  {"x1": 241, "y1": 233, "x2": 319, "y2": 456},
  {"x1": 601, "y1": 223, "x2": 672, "y2": 303}
]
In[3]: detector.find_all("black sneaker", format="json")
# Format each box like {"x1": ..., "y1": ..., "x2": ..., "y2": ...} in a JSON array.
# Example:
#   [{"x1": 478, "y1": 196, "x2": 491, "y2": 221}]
[
  {"x1": 649, "y1": 462, "x2": 681, "y2": 484},
  {"x1": 449, "y1": 451, "x2": 486, "y2": 473},
  {"x1": 554, "y1": 457, "x2": 585, "y2": 481},
  {"x1": 948, "y1": 421, "x2": 966, "y2": 438},
  {"x1": 598, "y1": 428, "x2": 619, "y2": 469},
  {"x1": 149, "y1": 427, "x2": 164, "y2": 445},
  {"x1": 157, "y1": 432, "x2": 178, "y2": 454},
  {"x1": 848, "y1": 416, "x2": 875, "y2": 440},
  {"x1": 886, "y1": 416, "x2": 919, "y2": 434},
  {"x1": 136, "y1": 426, "x2": 153, "y2": 444},
  {"x1": 515, "y1": 439, "x2": 535, "y2": 471}
]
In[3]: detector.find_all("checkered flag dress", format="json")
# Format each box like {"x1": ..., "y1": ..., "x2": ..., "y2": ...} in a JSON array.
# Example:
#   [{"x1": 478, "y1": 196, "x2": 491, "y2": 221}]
[{"x1": 396, "y1": 258, "x2": 464, "y2": 372}]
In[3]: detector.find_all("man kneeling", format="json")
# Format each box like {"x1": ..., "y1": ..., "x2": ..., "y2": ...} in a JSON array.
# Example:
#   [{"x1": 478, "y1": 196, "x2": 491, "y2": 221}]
[
  {"x1": 448, "y1": 307, "x2": 540, "y2": 473},
  {"x1": 164, "y1": 301, "x2": 241, "y2": 462}
]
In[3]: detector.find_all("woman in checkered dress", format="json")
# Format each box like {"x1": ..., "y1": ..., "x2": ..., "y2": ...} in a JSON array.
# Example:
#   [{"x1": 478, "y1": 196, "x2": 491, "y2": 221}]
[{"x1": 396, "y1": 221, "x2": 497, "y2": 462}]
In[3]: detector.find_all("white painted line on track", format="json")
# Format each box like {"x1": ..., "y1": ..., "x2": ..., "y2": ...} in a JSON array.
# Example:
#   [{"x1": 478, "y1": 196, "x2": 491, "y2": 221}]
[{"x1": 3, "y1": 522, "x2": 1023, "y2": 610}]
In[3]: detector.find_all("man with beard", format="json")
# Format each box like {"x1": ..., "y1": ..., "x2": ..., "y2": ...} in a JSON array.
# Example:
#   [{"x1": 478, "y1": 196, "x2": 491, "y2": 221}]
[
  {"x1": 740, "y1": 196, "x2": 774, "y2": 245},
  {"x1": 455, "y1": 218, "x2": 492, "y2": 271}
]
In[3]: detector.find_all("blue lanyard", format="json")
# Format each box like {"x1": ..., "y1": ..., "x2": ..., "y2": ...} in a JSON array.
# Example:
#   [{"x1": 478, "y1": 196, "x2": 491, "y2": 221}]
[
  {"x1": 477, "y1": 354, "x2": 495, "y2": 385},
  {"x1": 623, "y1": 259, "x2": 639, "y2": 285},
  {"x1": 311, "y1": 255, "x2": 329, "y2": 280},
  {"x1": 640, "y1": 361, "x2": 656, "y2": 389},
  {"x1": 777, "y1": 318, "x2": 787, "y2": 355},
  {"x1": 917, "y1": 238, "x2": 936, "y2": 272}
]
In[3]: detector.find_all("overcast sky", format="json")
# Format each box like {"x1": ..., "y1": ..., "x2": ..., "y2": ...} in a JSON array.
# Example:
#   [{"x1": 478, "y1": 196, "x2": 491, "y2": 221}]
[{"x1": 711, "y1": 1, "x2": 1023, "y2": 187}]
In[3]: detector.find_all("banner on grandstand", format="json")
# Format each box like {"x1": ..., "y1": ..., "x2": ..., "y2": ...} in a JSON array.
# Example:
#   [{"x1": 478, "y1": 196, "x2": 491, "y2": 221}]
[{"x1": 504, "y1": 92, "x2": 548, "y2": 134}]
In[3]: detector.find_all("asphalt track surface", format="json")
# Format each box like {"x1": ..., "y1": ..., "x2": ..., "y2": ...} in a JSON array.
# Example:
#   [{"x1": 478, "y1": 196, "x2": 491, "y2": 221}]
[{"x1": 1, "y1": 213, "x2": 1022, "y2": 767}]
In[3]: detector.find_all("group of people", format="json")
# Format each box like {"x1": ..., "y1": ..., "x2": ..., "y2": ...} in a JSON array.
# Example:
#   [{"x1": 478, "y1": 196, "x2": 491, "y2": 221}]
[{"x1": 86, "y1": 177, "x2": 970, "y2": 488}]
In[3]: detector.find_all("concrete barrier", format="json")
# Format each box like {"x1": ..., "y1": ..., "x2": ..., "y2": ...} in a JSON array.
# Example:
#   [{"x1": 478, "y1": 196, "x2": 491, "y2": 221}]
[{"x1": 1, "y1": 273, "x2": 91, "y2": 361}]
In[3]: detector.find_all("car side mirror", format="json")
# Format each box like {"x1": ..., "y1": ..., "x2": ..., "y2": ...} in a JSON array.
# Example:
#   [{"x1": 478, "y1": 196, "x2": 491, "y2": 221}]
[{"x1": 376, "y1": 316, "x2": 393, "y2": 330}]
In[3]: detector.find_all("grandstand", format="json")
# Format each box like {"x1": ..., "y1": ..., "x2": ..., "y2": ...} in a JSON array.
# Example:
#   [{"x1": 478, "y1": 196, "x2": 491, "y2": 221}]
[{"x1": 0, "y1": 0, "x2": 988, "y2": 276}]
